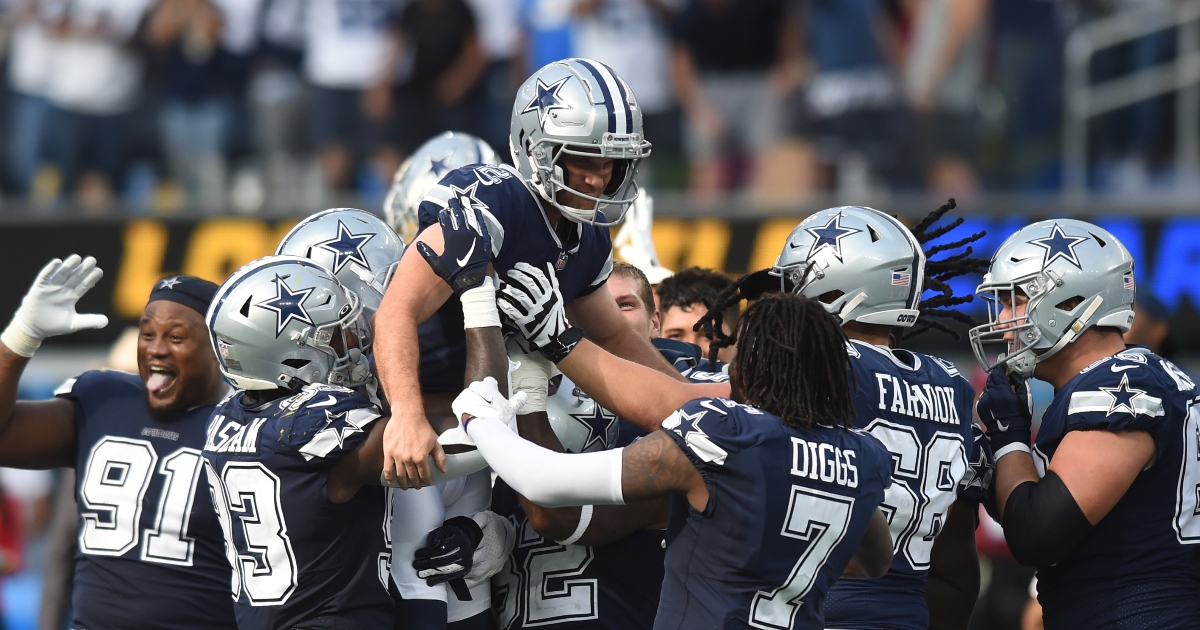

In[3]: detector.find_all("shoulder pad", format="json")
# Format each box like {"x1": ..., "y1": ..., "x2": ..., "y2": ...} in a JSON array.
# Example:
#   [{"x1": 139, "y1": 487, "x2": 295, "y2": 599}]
[
  {"x1": 1065, "y1": 363, "x2": 1170, "y2": 432},
  {"x1": 661, "y1": 398, "x2": 767, "y2": 467},
  {"x1": 54, "y1": 369, "x2": 140, "y2": 400},
  {"x1": 652, "y1": 337, "x2": 702, "y2": 372}
]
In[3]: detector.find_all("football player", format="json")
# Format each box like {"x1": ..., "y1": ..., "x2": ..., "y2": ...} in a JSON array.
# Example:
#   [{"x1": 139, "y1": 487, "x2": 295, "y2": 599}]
[
  {"x1": 0, "y1": 258, "x2": 236, "y2": 629},
  {"x1": 384, "y1": 131, "x2": 500, "y2": 243},
  {"x1": 278, "y1": 206, "x2": 507, "y2": 627},
  {"x1": 487, "y1": 262, "x2": 726, "y2": 629},
  {"x1": 456, "y1": 293, "x2": 896, "y2": 629},
  {"x1": 373, "y1": 58, "x2": 679, "y2": 491},
  {"x1": 203, "y1": 255, "x2": 511, "y2": 628},
  {"x1": 969, "y1": 220, "x2": 1200, "y2": 629}
]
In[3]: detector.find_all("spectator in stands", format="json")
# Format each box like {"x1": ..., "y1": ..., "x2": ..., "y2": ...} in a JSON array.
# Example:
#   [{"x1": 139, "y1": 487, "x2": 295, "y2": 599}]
[
  {"x1": 573, "y1": 0, "x2": 682, "y2": 174},
  {"x1": 519, "y1": 0, "x2": 575, "y2": 75},
  {"x1": 303, "y1": 0, "x2": 399, "y2": 193},
  {"x1": 790, "y1": 0, "x2": 900, "y2": 195},
  {"x1": 901, "y1": 0, "x2": 988, "y2": 198},
  {"x1": 655, "y1": 266, "x2": 737, "y2": 361},
  {"x1": 670, "y1": 0, "x2": 802, "y2": 193},
  {"x1": 466, "y1": 0, "x2": 521, "y2": 156},
  {"x1": 42, "y1": 0, "x2": 154, "y2": 211},
  {"x1": 4, "y1": 0, "x2": 62, "y2": 200},
  {"x1": 371, "y1": 0, "x2": 486, "y2": 155},
  {"x1": 145, "y1": 0, "x2": 263, "y2": 211}
]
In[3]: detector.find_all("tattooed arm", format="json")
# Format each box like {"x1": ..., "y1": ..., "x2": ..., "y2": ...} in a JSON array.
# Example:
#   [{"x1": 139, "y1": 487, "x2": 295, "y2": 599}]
[{"x1": 620, "y1": 431, "x2": 709, "y2": 511}]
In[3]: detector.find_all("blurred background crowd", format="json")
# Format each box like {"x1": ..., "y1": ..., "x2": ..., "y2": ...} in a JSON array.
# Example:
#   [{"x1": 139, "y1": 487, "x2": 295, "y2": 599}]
[{"x1": 0, "y1": 0, "x2": 1191, "y2": 214}]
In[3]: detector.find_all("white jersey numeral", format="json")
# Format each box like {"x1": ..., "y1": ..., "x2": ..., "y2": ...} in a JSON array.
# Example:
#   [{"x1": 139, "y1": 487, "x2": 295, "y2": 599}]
[
  {"x1": 749, "y1": 486, "x2": 854, "y2": 630},
  {"x1": 865, "y1": 420, "x2": 967, "y2": 570},
  {"x1": 209, "y1": 462, "x2": 299, "y2": 605},
  {"x1": 78, "y1": 437, "x2": 202, "y2": 564},
  {"x1": 1175, "y1": 399, "x2": 1200, "y2": 542},
  {"x1": 495, "y1": 521, "x2": 598, "y2": 627}
]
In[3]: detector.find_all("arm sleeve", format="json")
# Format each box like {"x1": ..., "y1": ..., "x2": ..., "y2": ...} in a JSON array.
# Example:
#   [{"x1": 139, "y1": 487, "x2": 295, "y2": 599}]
[
  {"x1": 1001, "y1": 471, "x2": 1093, "y2": 568},
  {"x1": 466, "y1": 416, "x2": 625, "y2": 507}
]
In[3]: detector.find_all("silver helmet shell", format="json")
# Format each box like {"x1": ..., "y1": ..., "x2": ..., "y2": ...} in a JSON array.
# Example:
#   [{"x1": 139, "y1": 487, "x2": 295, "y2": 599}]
[
  {"x1": 207, "y1": 256, "x2": 373, "y2": 391},
  {"x1": 546, "y1": 374, "x2": 620, "y2": 453},
  {"x1": 968, "y1": 219, "x2": 1135, "y2": 377},
  {"x1": 384, "y1": 132, "x2": 499, "y2": 242},
  {"x1": 276, "y1": 207, "x2": 403, "y2": 318},
  {"x1": 510, "y1": 58, "x2": 651, "y2": 226},
  {"x1": 772, "y1": 206, "x2": 926, "y2": 327}
]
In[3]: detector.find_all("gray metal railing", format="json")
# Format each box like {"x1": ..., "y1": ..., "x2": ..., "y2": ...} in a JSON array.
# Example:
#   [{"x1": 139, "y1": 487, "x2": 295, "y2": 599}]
[{"x1": 1063, "y1": 1, "x2": 1200, "y2": 200}]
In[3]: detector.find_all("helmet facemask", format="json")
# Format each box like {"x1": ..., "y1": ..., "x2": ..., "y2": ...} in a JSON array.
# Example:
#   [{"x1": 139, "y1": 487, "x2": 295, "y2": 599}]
[
  {"x1": 521, "y1": 134, "x2": 648, "y2": 226},
  {"x1": 304, "y1": 286, "x2": 373, "y2": 390},
  {"x1": 969, "y1": 269, "x2": 1106, "y2": 378}
]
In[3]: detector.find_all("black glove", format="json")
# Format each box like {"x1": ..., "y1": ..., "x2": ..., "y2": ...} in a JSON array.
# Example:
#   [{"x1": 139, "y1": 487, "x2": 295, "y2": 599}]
[
  {"x1": 413, "y1": 515, "x2": 483, "y2": 601},
  {"x1": 497, "y1": 262, "x2": 584, "y2": 363},
  {"x1": 976, "y1": 365, "x2": 1034, "y2": 458},
  {"x1": 416, "y1": 198, "x2": 492, "y2": 296}
]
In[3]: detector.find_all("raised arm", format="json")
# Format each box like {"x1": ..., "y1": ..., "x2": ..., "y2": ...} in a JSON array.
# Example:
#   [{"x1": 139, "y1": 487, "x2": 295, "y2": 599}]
[
  {"x1": 565, "y1": 286, "x2": 684, "y2": 381},
  {"x1": 0, "y1": 255, "x2": 108, "y2": 468}
]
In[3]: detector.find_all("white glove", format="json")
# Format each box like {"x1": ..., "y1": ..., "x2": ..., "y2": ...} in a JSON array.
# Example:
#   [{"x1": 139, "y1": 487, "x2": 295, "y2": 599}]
[
  {"x1": 2, "y1": 255, "x2": 108, "y2": 357},
  {"x1": 498, "y1": 262, "x2": 570, "y2": 349},
  {"x1": 464, "y1": 510, "x2": 516, "y2": 589},
  {"x1": 442, "y1": 377, "x2": 527, "y2": 446}
]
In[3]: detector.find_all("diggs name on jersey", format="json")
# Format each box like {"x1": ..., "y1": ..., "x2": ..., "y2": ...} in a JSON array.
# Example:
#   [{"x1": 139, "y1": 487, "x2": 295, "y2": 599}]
[{"x1": 790, "y1": 437, "x2": 860, "y2": 488}]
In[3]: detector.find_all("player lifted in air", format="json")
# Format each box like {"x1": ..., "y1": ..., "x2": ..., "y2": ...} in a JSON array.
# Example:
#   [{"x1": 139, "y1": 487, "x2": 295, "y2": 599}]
[
  {"x1": 373, "y1": 58, "x2": 679, "y2": 492},
  {"x1": 455, "y1": 293, "x2": 895, "y2": 629},
  {"x1": 0, "y1": 258, "x2": 236, "y2": 629},
  {"x1": 970, "y1": 220, "x2": 1200, "y2": 629}
]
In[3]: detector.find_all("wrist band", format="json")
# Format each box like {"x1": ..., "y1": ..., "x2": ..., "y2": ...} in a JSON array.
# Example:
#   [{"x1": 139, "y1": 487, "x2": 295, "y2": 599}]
[
  {"x1": 995, "y1": 442, "x2": 1032, "y2": 460},
  {"x1": 1, "y1": 323, "x2": 41, "y2": 358},
  {"x1": 556, "y1": 505, "x2": 594, "y2": 545},
  {"x1": 461, "y1": 277, "x2": 501, "y2": 330}
]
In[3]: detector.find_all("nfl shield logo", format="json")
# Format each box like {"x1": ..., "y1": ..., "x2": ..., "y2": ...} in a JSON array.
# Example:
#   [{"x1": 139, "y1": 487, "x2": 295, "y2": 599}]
[{"x1": 556, "y1": 252, "x2": 568, "y2": 271}]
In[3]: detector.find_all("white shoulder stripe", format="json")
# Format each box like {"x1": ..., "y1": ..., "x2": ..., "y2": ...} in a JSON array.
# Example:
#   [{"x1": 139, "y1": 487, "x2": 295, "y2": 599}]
[{"x1": 1068, "y1": 391, "x2": 1165, "y2": 417}]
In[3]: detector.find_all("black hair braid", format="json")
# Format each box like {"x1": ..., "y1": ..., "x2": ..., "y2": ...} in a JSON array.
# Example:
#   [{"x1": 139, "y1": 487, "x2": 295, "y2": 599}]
[
  {"x1": 904, "y1": 198, "x2": 991, "y2": 342},
  {"x1": 695, "y1": 274, "x2": 755, "y2": 367},
  {"x1": 731, "y1": 295, "x2": 855, "y2": 430}
]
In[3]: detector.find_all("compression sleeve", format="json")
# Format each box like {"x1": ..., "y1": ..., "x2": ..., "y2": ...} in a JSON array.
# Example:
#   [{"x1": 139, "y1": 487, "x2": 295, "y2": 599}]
[
  {"x1": 1002, "y1": 471, "x2": 1094, "y2": 568},
  {"x1": 466, "y1": 416, "x2": 625, "y2": 507}
]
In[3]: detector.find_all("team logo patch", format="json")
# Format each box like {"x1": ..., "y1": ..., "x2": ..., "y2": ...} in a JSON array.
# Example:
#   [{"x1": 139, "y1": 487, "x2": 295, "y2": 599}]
[
  {"x1": 1028, "y1": 223, "x2": 1088, "y2": 270},
  {"x1": 257, "y1": 274, "x2": 315, "y2": 337},
  {"x1": 522, "y1": 76, "x2": 572, "y2": 129},
  {"x1": 805, "y1": 213, "x2": 861, "y2": 263},
  {"x1": 158, "y1": 276, "x2": 182, "y2": 290},
  {"x1": 314, "y1": 220, "x2": 374, "y2": 274}
]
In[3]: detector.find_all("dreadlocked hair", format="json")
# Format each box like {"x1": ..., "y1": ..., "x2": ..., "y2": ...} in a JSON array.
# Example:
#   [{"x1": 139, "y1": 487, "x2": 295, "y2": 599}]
[
  {"x1": 694, "y1": 272, "x2": 755, "y2": 367},
  {"x1": 903, "y1": 198, "x2": 991, "y2": 341},
  {"x1": 729, "y1": 294, "x2": 855, "y2": 431}
]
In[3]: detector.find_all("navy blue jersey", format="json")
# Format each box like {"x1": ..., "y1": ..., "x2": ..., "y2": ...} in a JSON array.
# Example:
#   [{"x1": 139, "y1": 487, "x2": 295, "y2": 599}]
[
  {"x1": 821, "y1": 341, "x2": 977, "y2": 630},
  {"x1": 54, "y1": 370, "x2": 236, "y2": 630},
  {"x1": 417, "y1": 164, "x2": 614, "y2": 392},
  {"x1": 491, "y1": 444, "x2": 665, "y2": 630},
  {"x1": 202, "y1": 383, "x2": 393, "y2": 629},
  {"x1": 659, "y1": 397, "x2": 891, "y2": 630},
  {"x1": 1031, "y1": 347, "x2": 1200, "y2": 629}
]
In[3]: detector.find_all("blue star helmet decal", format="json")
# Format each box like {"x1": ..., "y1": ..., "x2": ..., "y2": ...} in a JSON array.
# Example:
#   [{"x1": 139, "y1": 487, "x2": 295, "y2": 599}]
[
  {"x1": 1028, "y1": 223, "x2": 1088, "y2": 270},
  {"x1": 257, "y1": 274, "x2": 315, "y2": 337},
  {"x1": 428, "y1": 153, "x2": 452, "y2": 178},
  {"x1": 521, "y1": 76, "x2": 572, "y2": 129},
  {"x1": 805, "y1": 213, "x2": 862, "y2": 263},
  {"x1": 1100, "y1": 373, "x2": 1145, "y2": 416},
  {"x1": 568, "y1": 402, "x2": 619, "y2": 452},
  {"x1": 314, "y1": 220, "x2": 375, "y2": 274}
]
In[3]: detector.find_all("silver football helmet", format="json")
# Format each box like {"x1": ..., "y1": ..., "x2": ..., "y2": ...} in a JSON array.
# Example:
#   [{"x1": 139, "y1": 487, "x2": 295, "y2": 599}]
[
  {"x1": 276, "y1": 208, "x2": 402, "y2": 318},
  {"x1": 207, "y1": 256, "x2": 373, "y2": 391},
  {"x1": 384, "y1": 132, "x2": 500, "y2": 242},
  {"x1": 510, "y1": 58, "x2": 651, "y2": 226},
  {"x1": 546, "y1": 373, "x2": 620, "y2": 453},
  {"x1": 968, "y1": 219, "x2": 1135, "y2": 377},
  {"x1": 772, "y1": 206, "x2": 926, "y2": 327}
]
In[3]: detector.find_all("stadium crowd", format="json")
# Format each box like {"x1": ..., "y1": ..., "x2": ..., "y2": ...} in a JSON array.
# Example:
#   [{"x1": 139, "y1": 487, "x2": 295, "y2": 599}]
[{"x1": 0, "y1": 0, "x2": 1119, "y2": 213}]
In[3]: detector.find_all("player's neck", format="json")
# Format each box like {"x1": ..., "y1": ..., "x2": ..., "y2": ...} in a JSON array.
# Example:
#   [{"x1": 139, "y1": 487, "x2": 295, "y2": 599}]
[
  {"x1": 541, "y1": 199, "x2": 564, "y2": 230},
  {"x1": 1037, "y1": 328, "x2": 1128, "y2": 389},
  {"x1": 841, "y1": 321, "x2": 894, "y2": 348}
]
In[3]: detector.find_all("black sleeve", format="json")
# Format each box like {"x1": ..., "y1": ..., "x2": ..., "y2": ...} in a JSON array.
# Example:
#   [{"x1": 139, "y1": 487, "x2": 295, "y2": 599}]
[{"x1": 1002, "y1": 472, "x2": 1094, "y2": 568}]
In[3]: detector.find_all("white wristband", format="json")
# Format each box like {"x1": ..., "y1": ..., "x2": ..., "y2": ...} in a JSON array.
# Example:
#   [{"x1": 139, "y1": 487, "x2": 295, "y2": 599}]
[
  {"x1": 995, "y1": 442, "x2": 1032, "y2": 460},
  {"x1": 556, "y1": 505, "x2": 594, "y2": 545},
  {"x1": 1, "y1": 322, "x2": 41, "y2": 358},
  {"x1": 461, "y1": 277, "x2": 501, "y2": 330}
]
